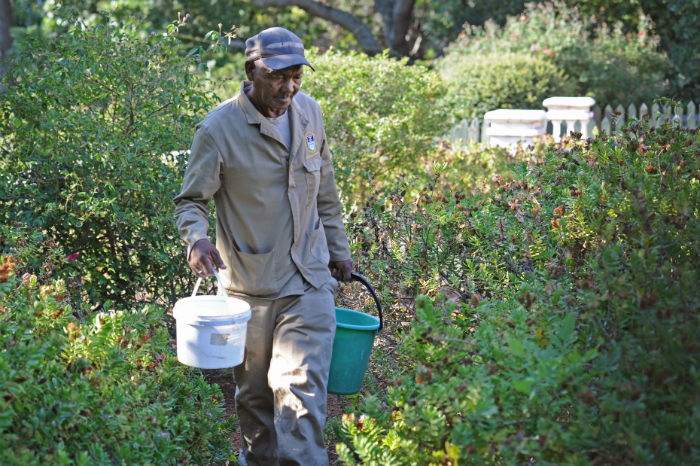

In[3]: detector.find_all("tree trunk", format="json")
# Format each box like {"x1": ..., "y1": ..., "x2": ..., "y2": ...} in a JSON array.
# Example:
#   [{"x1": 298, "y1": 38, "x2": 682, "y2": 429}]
[
  {"x1": 374, "y1": 0, "x2": 416, "y2": 56},
  {"x1": 0, "y1": 0, "x2": 12, "y2": 89},
  {"x1": 252, "y1": 0, "x2": 382, "y2": 55},
  {"x1": 390, "y1": 0, "x2": 415, "y2": 56}
]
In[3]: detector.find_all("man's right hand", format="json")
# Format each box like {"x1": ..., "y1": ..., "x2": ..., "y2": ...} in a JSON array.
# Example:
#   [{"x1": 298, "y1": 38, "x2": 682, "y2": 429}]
[{"x1": 188, "y1": 239, "x2": 227, "y2": 277}]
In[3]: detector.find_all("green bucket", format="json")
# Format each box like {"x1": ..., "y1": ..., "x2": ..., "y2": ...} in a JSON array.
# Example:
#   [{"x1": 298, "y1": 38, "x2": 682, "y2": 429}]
[{"x1": 328, "y1": 273, "x2": 383, "y2": 395}]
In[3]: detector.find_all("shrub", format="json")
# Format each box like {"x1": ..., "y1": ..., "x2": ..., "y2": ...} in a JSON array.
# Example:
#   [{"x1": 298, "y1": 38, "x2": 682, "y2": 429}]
[
  {"x1": 302, "y1": 49, "x2": 451, "y2": 198},
  {"x1": 440, "y1": 1, "x2": 670, "y2": 109},
  {"x1": 0, "y1": 227, "x2": 238, "y2": 465},
  {"x1": 439, "y1": 51, "x2": 575, "y2": 121},
  {"x1": 0, "y1": 15, "x2": 219, "y2": 309},
  {"x1": 337, "y1": 115, "x2": 700, "y2": 463}
]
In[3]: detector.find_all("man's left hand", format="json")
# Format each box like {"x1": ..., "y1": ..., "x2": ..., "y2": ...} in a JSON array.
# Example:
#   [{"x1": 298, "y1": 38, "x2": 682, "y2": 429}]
[{"x1": 329, "y1": 259, "x2": 353, "y2": 284}]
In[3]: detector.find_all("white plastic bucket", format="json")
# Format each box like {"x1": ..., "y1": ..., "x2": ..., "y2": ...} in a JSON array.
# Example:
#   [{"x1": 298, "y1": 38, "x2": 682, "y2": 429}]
[{"x1": 173, "y1": 271, "x2": 251, "y2": 369}]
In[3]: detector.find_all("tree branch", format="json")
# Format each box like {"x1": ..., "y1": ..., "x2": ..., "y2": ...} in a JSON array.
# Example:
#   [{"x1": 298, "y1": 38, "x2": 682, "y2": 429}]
[{"x1": 252, "y1": 0, "x2": 381, "y2": 55}]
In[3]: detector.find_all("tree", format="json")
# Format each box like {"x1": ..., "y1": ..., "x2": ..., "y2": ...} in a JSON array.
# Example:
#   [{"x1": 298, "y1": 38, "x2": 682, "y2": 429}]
[
  {"x1": 569, "y1": 0, "x2": 700, "y2": 101},
  {"x1": 0, "y1": 0, "x2": 12, "y2": 89}
]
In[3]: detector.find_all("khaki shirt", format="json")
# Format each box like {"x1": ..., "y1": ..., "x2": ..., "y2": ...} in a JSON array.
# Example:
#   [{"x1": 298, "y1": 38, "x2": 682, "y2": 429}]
[{"x1": 174, "y1": 81, "x2": 351, "y2": 299}]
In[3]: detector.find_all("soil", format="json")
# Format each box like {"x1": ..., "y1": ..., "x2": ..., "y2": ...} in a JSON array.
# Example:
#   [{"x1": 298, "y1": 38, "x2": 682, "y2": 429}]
[{"x1": 201, "y1": 369, "x2": 351, "y2": 466}]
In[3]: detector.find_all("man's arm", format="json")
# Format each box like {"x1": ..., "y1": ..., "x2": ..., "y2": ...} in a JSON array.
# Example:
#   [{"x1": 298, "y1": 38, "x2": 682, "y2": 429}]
[
  {"x1": 174, "y1": 126, "x2": 226, "y2": 277},
  {"x1": 316, "y1": 125, "x2": 353, "y2": 282}
]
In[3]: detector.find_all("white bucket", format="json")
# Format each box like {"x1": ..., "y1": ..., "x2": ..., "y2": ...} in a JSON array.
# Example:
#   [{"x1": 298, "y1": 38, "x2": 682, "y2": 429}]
[{"x1": 173, "y1": 270, "x2": 251, "y2": 369}]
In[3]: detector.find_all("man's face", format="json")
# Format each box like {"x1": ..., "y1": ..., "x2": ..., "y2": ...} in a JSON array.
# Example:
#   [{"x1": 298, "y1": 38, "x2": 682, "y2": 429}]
[{"x1": 246, "y1": 61, "x2": 303, "y2": 113}]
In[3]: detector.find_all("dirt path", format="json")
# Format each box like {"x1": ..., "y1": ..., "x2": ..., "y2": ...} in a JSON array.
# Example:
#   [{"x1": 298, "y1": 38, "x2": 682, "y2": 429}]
[{"x1": 201, "y1": 369, "x2": 351, "y2": 466}]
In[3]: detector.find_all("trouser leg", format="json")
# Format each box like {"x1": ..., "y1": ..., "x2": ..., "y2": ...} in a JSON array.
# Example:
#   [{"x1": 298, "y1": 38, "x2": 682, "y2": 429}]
[
  {"x1": 270, "y1": 279, "x2": 337, "y2": 466},
  {"x1": 234, "y1": 297, "x2": 279, "y2": 466}
]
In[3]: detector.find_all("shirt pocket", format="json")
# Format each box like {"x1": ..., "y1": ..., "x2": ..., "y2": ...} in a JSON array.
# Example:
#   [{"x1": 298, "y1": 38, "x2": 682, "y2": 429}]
[
  {"x1": 227, "y1": 246, "x2": 279, "y2": 297},
  {"x1": 303, "y1": 154, "x2": 323, "y2": 208}
]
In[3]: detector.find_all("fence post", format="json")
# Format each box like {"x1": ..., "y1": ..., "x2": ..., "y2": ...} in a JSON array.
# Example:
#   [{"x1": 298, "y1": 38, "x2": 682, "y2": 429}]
[
  {"x1": 588, "y1": 119, "x2": 596, "y2": 138},
  {"x1": 593, "y1": 105, "x2": 602, "y2": 129},
  {"x1": 651, "y1": 103, "x2": 660, "y2": 127},
  {"x1": 450, "y1": 125, "x2": 459, "y2": 145},
  {"x1": 481, "y1": 116, "x2": 489, "y2": 145},
  {"x1": 601, "y1": 116, "x2": 611, "y2": 136},
  {"x1": 628, "y1": 103, "x2": 637, "y2": 121},
  {"x1": 640, "y1": 103, "x2": 649, "y2": 121},
  {"x1": 674, "y1": 105, "x2": 684, "y2": 127},
  {"x1": 664, "y1": 104, "x2": 672, "y2": 123},
  {"x1": 604, "y1": 104, "x2": 613, "y2": 127},
  {"x1": 461, "y1": 119, "x2": 469, "y2": 147},
  {"x1": 615, "y1": 104, "x2": 625, "y2": 135},
  {"x1": 470, "y1": 117, "x2": 480, "y2": 143},
  {"x1": 688, "y1": 101, "x2": 697, "y2": 129}
]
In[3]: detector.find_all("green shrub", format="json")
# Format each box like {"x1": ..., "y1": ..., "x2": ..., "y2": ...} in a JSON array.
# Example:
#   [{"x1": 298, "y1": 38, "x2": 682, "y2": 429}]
[
  {"x1": 440, "y1": 1, "x2": 670, "y2": 109},
  {"x1": 337, "y1": 115, "x2": 700, "y2": 464},
  {"x1": 302, "y1": 49, "x2": 451, "y2": 198},
  {"x1": 0, "y1": 15, "x2": 219, "y2": 309},
  {"x1": 439, "y1": 51, "x2": 575, "y2": 122},
  {"x1": 0, "y1": 228, "x2": 237, "y2": 465}
]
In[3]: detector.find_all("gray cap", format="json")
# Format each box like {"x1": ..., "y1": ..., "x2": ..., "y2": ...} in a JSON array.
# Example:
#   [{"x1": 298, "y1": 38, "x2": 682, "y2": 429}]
[{"x1": 245, "y1": 27, "x2": 315, "y2": 71}]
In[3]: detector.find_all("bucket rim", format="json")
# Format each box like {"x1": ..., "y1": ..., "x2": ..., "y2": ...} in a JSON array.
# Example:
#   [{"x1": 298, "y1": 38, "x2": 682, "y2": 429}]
[
  {"x1": 173, "y1": 295, "x2": 251, "y2": 323},
  {"x1": 335, "y1": 307, "x2": 380, "y2": 331}
]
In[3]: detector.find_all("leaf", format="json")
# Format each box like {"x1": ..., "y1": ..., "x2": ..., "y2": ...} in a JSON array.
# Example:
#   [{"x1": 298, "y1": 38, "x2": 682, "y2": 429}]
[
  {"x1": 508, "y1": 337, "x2": 526, "y2": 357},
  {"x1": 558, "y1": 313, "x2": 576, "y2": 343},
  {"x1": 513, "y1": 378, "x2": 536, "y2": 395}
]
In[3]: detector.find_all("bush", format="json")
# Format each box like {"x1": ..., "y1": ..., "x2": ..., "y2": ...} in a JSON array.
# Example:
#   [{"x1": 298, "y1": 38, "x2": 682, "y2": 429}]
[
  {"x1": 440, "y1": 1, "x2": 670, "y2": 110},
  {"x1": 0, "y1": 227, "x2": 237, "y2": 465},
  {"x1": 336, "y1": 115, "x2": 700, "y2": 464},
  {"x1": 439, "y1": 51, "x2": 575, "y2": 121},
  {"x1": 302, "y1": 49, "x2": 451, "y2": 198},
  {"x1": 0, "y1": 15, "x2": 218, "y2": 309}
]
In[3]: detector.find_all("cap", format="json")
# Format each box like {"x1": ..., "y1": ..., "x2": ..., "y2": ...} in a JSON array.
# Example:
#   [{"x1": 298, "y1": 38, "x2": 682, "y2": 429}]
[{"x1": 245, "y1": 27, "x2": 315, "y2": 71}]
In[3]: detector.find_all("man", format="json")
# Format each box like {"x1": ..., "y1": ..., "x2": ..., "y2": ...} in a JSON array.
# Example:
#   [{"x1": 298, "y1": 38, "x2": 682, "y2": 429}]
[{"x1": 174, "y1": 27, "x2": 353, "y2": 466}]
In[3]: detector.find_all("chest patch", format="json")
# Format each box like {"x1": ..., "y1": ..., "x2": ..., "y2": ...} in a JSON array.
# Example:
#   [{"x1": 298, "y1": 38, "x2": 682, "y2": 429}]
[{"x1": 305, "y1": 132, "x2": 316, "y2": 151}]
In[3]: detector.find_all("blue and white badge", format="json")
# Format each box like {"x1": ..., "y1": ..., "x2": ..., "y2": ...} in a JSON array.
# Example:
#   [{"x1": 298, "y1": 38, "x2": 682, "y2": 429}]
[{"x1": 305, "y1": 132, "x2": 316, "y2": 151}]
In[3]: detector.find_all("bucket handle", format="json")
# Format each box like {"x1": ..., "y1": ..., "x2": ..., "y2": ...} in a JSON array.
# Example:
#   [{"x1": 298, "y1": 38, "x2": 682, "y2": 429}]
[
  {"x1": 191, "y1": 269, "x2": 227, "y2": 298},
  {"x1": 350, "y1": 273, "x2": 383, "y2": 332}
]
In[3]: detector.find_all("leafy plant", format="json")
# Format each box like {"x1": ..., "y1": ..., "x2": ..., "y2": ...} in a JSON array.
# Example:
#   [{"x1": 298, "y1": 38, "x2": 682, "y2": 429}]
[
  {"x1": 440, "y1": 50, "x2": 575, "y2": 122},
  {"x1": 0, "y1": 14, "x2": 222, "y2": 309},
  {"x1": 302, "y1": 49, "x2": 451, "y2": 199},
  {"x1": 337, "y1": 114, "x2": 700, "y2": 464},
  {"x1": 0, "y1": 228, "x2": 238, "y2": 465},
  {"x1": 440, "y1": 1, "x2": 670, "y2": 110}
]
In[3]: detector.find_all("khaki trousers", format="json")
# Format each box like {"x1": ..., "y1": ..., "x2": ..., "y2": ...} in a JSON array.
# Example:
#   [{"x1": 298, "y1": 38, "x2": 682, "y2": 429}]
[{"x1": 234, "y1": 279, "x2": 338, "y2": 466}]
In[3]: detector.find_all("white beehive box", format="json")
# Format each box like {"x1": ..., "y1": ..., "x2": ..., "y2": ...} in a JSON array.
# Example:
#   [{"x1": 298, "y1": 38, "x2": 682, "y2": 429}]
[{"x1": 484, "y1": 109, "x2": 547, "y2": 148}]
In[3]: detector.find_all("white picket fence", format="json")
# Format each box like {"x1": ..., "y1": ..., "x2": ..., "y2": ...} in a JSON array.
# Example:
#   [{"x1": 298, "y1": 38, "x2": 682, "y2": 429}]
[{"x1": 447, "y1": 100, "x2": 699, "y2": 146}]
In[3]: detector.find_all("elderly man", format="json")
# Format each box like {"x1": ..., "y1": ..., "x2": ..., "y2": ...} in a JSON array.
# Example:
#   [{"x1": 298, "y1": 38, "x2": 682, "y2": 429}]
[{"x1": 174, "y1": 27, "x2": 352, "y2": 466}]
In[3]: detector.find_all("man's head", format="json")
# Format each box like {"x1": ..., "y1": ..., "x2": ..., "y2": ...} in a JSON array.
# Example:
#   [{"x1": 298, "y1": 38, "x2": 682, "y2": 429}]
[
  {"x1": 245, "y1": 61, "x2": 303, "y2": 115},
  {"x1": 244, "y1": 28, "x2": 313, "y2": 116}
]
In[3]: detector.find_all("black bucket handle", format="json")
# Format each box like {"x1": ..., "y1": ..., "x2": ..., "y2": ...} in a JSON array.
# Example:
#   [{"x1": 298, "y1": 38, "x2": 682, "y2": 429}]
[{"x1": 349, "y1": 273, "x2": 383, "y2": 332}]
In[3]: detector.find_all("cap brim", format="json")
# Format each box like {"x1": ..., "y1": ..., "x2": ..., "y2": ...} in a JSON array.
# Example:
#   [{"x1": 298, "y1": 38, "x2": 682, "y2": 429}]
[{"x1": 261, "y1": 54, "x2": 315, "y2": 72}]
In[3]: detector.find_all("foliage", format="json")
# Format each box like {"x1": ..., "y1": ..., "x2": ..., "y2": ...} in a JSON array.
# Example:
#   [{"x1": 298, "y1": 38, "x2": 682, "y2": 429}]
[
  {"x1": 337, "y1": 115, "x2": 700, "y2": 463},
  {"x1": 569, "y1": 0, "x2": 700, "y2": 101},
  {"x1": 415, "y1": 0, "x2": 529, "y2": 55},
  {"x1": 0, "y1": 228, "x2": 238, "y2": 465},
  {"x1": 340, "y1": 142, "x2": 533, "y2": 308},
  {"x1": 302, "y1": 49, "x2": 451, "y2": 198},
  {"x1": 0, "y1": 15, "x2": 222, "y2": 309},
  {"x1": 440, "y1": 1, "x2": 670, "y2": 109},
  {"x1": 440, "y1": 50, "x2": 575, "y2": 122}
]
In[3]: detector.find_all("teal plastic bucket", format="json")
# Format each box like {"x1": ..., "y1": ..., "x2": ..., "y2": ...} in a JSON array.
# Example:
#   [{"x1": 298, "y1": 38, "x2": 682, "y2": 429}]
[{"x1": 328, "y1": 274, "x2": 383, "y2": 395}]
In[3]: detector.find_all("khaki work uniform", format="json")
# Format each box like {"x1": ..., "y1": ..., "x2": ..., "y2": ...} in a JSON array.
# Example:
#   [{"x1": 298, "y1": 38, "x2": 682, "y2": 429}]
[{"x1": 174, "y1": 82, "x2": 351, "y2": 466}]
